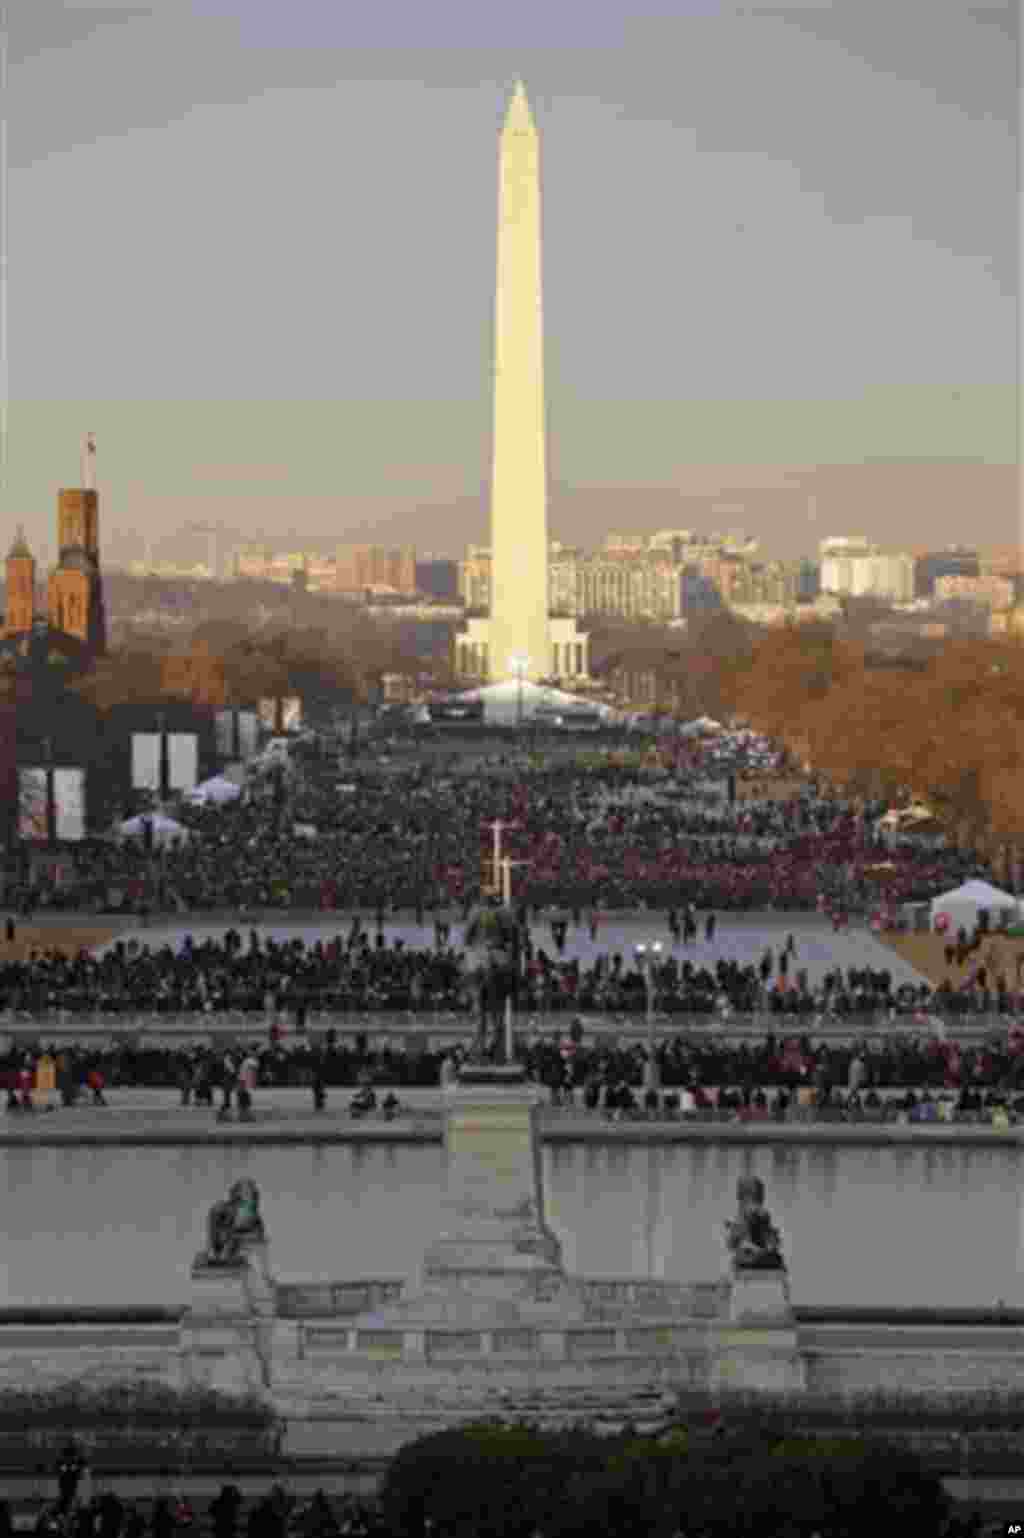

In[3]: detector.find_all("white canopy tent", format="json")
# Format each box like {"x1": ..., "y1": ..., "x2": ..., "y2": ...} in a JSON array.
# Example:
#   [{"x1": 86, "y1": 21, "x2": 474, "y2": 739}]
[
  {"x1": 186, "y1": 774, "x2": 242, "y2": 807},
  {"x1": 930, "y1": 878, "x2": 1019, "y2": 934},
  {"x1": 117, "y1": 813, "x2": 190, "y2": 847},
  {"x1": 877, "y1": 804, "x2": 936, "y2": 831},
  {"x1": 678, "y1": 715, "x2": 725, "y2": 738}
]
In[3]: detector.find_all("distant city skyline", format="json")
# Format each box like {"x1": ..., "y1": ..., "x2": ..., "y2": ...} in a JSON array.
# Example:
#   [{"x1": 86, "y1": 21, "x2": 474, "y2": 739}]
[{"x1": 3, "y1": 1, "x2": 1018, "y2": 563}]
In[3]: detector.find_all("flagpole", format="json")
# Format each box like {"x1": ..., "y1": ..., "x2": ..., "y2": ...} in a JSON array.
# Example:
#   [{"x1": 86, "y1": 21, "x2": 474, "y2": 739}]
[{"x1": 0, "y1": 6, "x2": 8, "y2": 519}]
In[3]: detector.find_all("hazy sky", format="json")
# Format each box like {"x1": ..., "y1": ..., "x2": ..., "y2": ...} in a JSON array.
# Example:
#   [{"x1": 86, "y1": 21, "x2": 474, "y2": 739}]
[{"x1": 3, "y1": 0, "x2": 1019, "y2": 565}]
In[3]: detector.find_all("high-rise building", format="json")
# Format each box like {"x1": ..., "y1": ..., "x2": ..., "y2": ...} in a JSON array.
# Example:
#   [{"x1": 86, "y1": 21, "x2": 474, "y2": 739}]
[
  {"x1": 416, "y1": 558, "x2": 459, "y2": 600},
  {"x1": 915, "y1": 546, "x2": 979, "y2": 598},
  {"x1": 934, "y1": 574, "x2": 1014, "y2": 609}
]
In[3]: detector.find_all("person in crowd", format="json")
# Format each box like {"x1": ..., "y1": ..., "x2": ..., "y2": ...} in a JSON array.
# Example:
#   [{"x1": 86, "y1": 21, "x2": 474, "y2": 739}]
[
  {"x1": 350, "y1": 1084, "x2": 376, "y2": 1118},
  {"x1": 149, "y1": 1498, "x2": 175, "y2": 1538},
  {"x1": 237, "y1": 1048, "x2": 259, "y2": 1122},
  {"x1": 95, "y1": 1491, "x2": 124, "y2": 1538},
  {"x1": 380, "y1": 1089, "x2": 401, "y2": 1119},
  {"x1": 290, "y1": 1493, "x2": 336, "y2": 1538},
  {"x1": 56, "y1": 1440, "x2": 87, "y2": 1515},
  {"x1": 209, "y1": 1483, "x2": 244, "y2": 1538},
  {"x1": 216, "y1": 1052, "x2": 238, "y2": 1123},
  {"x1": 311, "y1": 1051, "x2": 327, "y2": 1113},
  {"x1": 85, "y1": 1065, "x2": 108, "y2": 1107}
]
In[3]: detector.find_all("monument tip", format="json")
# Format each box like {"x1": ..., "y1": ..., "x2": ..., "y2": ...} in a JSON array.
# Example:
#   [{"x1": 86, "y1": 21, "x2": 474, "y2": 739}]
[{"x1": 504, "y1": 78, "x2": 534, "y2": 130}]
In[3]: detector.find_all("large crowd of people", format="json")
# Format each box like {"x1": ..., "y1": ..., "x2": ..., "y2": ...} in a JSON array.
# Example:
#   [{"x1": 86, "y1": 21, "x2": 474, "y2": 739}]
[
  {"x1": 1, "y1": 1466, "x2": 385, "y2": 1537},
  {"x1": 4, "y1": 729, "x2": 993, "y2": 918},
  {"x1": 0, "y1": 1453, "x2": 1000, "y2": 1538},
  {"x1": 5, "y1": 1024, "x2": 1024, "y2": 1127},
  {"x1": 1, "y1": 922, "x2": 1019, "y2": 1027}
]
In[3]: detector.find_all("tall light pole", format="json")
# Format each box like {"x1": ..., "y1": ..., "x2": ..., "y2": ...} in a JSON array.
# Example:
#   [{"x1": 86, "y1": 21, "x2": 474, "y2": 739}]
[
  {"x1": 508, "y1": 654, "x2": 530, "y2": 729},
  {"x1": 635, "y1": 941, "x2": 663, "y2": 1092}
]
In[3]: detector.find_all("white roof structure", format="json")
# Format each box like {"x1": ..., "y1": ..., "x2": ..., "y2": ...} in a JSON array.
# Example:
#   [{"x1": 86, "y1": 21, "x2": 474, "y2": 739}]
[
  {"x1": 186, "y1": 774, "x2": 242, "y2": 806},
  {"x1": 117, "y1": 813, "x2": 190, "y2": 845},
  {"x1": 454, "y1": 680, "x2": 614, "y2": 726}
]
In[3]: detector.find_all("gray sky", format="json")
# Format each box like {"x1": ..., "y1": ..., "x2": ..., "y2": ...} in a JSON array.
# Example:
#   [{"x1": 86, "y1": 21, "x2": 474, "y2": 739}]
[{"x1": 4, "y1": 0, "x2": 1019, "y2": 564}]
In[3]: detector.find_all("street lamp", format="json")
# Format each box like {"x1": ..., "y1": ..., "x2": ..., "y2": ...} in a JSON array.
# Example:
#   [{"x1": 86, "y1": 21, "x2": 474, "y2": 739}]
[
  {"x1": 508, "y1": 655, "x2": 531, "y2": 729},
  {"x1": 635, "y1": 941, "x2": 663, "y2": 1091}
]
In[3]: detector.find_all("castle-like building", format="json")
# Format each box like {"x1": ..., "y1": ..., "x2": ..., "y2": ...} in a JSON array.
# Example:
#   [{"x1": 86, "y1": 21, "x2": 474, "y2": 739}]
[{"x1": 1, "y1": 467, "x2": 107, "y2": 665}]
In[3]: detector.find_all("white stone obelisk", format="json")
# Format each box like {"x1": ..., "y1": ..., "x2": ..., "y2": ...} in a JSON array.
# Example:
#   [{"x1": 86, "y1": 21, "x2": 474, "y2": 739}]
[{"x1": 489, "y1": 80, "x2": 549, "y2": 685}]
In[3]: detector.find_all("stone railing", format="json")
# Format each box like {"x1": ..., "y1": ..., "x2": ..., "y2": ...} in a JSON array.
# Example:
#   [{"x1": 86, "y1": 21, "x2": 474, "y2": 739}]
[
  {"x1": 1, "y1": 1010, "x2": 1017, "y2": 1050},
  {"x1": 273, "y1": 1274, "x2": 726, "y2": 1326},
  {"x1": 291, "y1": 1322, "x2": 715, "y2": 1372},
  {"x1": 578, "y1": 1278, "x2": 727, "y2": 1320},
  {"x1": 275, "y1": 1279, "x2": 406, "y2": 1318}
]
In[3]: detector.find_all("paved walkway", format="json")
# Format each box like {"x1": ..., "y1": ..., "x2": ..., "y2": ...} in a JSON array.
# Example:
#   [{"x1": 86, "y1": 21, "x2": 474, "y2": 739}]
[
  {"x1": 1, "y1": 1090, "x2": 1021, "y2": 1147},
  {"x1": 81, "y1": 912, "x2": 932, "y2": 992}
]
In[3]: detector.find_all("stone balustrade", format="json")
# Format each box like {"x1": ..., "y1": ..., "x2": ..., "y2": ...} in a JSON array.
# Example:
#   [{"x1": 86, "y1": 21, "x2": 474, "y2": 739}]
[
  {"x1": 578, "y1": 1278, "x2": 727, "y2": 1320},
  {"x1": 285, "y1": 1320, "x2": 713, "y2": 1377},
  {"x1": 275, "y1": 1279, "x2": 406, "y2": 1317},
  {"x1": 273, "y1": 1276, "x2": 728, "y2": 1324}
]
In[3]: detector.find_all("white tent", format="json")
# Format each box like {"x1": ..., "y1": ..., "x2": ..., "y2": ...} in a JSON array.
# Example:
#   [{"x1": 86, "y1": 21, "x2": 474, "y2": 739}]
[
  {"x1": 117, "y1": 813, "x2": 190, "y2": 847},
  {"x1": 679, "y1": 715, "x2": 724, "y2": 738},
  {"x1": 877, "y1": 803, "x2": 935, "y2": 831},
  {"x1": 187, "y1": 774, "x2": 242, "y2": 806},
  {"x1": 930, "y1": 878, "x2": 1019, "y2": 934}
]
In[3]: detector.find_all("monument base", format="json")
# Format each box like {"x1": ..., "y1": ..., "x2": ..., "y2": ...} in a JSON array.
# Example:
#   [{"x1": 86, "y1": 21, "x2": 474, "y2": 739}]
[
  {"x1": 710, "y1": 1268, "x2": 805, "y2": 1394},
  {"x1": 728, "y1": 1268, "x2": 794, "y2": 1327},
  {"x1": 710, "y1": 1326, "x2": 806, "y2": 1395},
  {"x1": 182, "y1": 1255, "x2": 272, "y2": 1397},
  {"x1": 188, "y1": 1257, "x2": 250, "y2": 1316}
]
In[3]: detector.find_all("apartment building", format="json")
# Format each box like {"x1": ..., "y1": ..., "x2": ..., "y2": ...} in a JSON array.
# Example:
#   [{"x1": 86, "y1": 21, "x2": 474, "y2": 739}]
[{"x1": 934, "y1": 574, "x2": 1014, "y2": 609}]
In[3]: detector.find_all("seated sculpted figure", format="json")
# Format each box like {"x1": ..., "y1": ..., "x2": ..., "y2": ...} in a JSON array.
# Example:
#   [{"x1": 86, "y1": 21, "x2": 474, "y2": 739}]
[
  {"x1": 204, "y1": 1178, "x2": 265, "y2": 1265},
  {"x1": 724, "y1": 1175, "x2": 784, "y2": 1271}
]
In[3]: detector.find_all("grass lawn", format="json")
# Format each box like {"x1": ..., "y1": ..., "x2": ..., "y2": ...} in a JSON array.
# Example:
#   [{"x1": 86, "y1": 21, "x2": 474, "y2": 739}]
[
  {"x1": 0, "y1": 921, "x2": 128, "y2": 961},
  {"x1": 733, "y1": 774, "x2": 809, "y2": 803},
  {"x1": 881, "y1": 928, "x2": 1024, "y2": 991}
]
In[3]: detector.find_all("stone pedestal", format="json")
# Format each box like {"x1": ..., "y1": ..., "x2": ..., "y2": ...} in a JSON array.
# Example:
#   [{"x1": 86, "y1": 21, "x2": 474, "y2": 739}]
[
  {"x1": 710, "y1": 1267, "x2": 806, "y2": 1395},
  {"x1": 181, "y1": 1255, "x2": 271, "y2": 1397},
  {"x1": 188, "y1": 1257, "x2": 250, "y2": 1316},
  {"x1": 728, "y1": 1269, "x2": 793, "y2": 1327},
  {"x1": 240, "y1": 1240, "x2": 275, "y2": 1318}
]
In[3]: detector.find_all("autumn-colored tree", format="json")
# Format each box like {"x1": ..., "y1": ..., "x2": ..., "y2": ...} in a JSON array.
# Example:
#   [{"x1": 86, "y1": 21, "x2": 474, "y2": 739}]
[{"x1": 71, "y1": 646, "x2": 168, "y2": 713}]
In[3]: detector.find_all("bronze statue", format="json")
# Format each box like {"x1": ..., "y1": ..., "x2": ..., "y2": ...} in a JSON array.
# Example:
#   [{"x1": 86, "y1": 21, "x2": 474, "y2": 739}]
[
  {"x1": 724, "y1": 1175, "x2": 784, "y2": 1272},
  {"x1": 204, "y1": 1178, "x2": 266, "y2": 1265}
]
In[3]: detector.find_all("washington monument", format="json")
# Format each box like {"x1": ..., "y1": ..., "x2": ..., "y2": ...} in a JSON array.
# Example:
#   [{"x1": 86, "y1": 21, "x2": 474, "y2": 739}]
[
  {"x1": 488, "y1": 79, "x2": 549, "y2": 686},
  {"x1": 456, "y1": 82, "x2": 588, "y2": 691}
]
